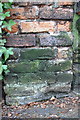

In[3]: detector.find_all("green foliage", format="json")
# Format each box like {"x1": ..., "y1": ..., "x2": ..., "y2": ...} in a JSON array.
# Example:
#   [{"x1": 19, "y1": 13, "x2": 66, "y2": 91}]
[
  {"x1": 72, "y1": 14, "x2": 80, "y2": 51},
  {"x1": 0, "y1": 0, "x2": 15, "y2": 80}
]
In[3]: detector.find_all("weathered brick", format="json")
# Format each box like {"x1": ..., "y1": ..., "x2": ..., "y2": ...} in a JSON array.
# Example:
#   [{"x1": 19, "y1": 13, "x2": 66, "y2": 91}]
[
  {"x1": 73, "y1": 54, "x2": 80, "y2": 63},
  {"x1": 5, "y1": 72, "x2": 56, "y2": 85},
  {"x1": 6, "y1": 6, "x2": 39, "y2": 20},
  {"x1": 8, "y1": 60, "x2": 72, "y2": 73},
  {"x1": 5, "y1": 34, "x2": 36, "y2": 47},
  {"x1": 20, "y1": 21, "x2": 56, "y2": 33},
  {"x1": 3, "y1": 23, "x2": 18, "y2": 33},
  {"x1": 58, "y1": 47, "x2": 72, "y2": 59},
  {"x1": 40, "y1": 7, "x2": 73, "y2": 20},
  {"x1": 73, "y1": 64, "x2": 80, "y2": 73},
  {"x1": 57, "y1": 21, "x2": 71, "y2": 32},
  {"x1": 8, "y1": 48, "x2": 20, "y2": 60},
  {"x1": 73, "y1": 73, "x2": 80, "y2": 85},
  {"x1": 5, "y1": 81, "x2": 71, "y2": 105},
  {"x1": 59, "y1": 2, "x2": 73, "y2": 6},
  {"x1": 31, "y1": 2, "x2": 73, "y2": 6},
  {"x1": 37, "y1": 33, "x2": 72, "y2": 47},
  {"x1": 5, "y1": 72, "x2": 73, "y2": 85},
  {"x1": 20, "y1": 48, "x2": 57, "y2": 60}
]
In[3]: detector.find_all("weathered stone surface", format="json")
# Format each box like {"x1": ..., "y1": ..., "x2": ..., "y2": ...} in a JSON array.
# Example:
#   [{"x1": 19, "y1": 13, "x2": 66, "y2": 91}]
[
  {"x1": 5, "y1": 72, "x2": 73, "y2": 85},
  {"x1": 5, "y1": 72, "x2": 56, "y2": 84},
  {"x1": 4, "y1": 71, "x2": 72, "y2": 105},
  {"x1": 58, "y1": 2, "x2": 73, "y2": 6},
  {"x1": 37, "y1": 33, "x2": 72, "y2": 47},
  {"x1": 41, "y1": 82, "x2": 71, "y2": 93},
  {"x1": 73, "y1": 64, "x2": 80, "y2": 73},
  {"x1": 73, "y1": 54, "x2": 80, "y2": 63},
  {"x1": 8, "y1": 60, "x2": 72, "y2": 73},
  {"x1": 20, "y1": 21, "x2": 56, "y2": 33},
  {"x1": 5, "y1": 81, "x2": 71, "y2": 105},
  {"x1": 17, "y1": 2, "x2": 73, "y2": 6},
  {"x1": 57, "y1": 21, "x2": 71, "y2": 32},
  {"x1": 20, "y1": 48, "x2": 57, "y2": 60},
  {"x1": 40, "y1": 7, "x2": 73, "y2": 20},
  {"x1": 9, "y1": 48, "x2": 20, "y2": 60},
  {"x1": 74, "y1": 73, "x2": 80, "y2": 85},
  {"x1": 58, "y1": 47, "x2": 72, "y2": 59},
  {"x1": 5, "y1": 34, "x2": 36, "y2": 47},
  {"x1": 6, "y1": 6, "x2": 39, "y2": 19}
]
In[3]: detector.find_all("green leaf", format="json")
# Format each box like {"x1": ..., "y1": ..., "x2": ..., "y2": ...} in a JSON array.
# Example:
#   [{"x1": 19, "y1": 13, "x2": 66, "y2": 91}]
[
  {"x1": 0, "y1": 3, "x2": 3, "y2": 12},
  {"x1": 0, "y1": 28, "x2": 2, "y2": 33},
  {"x1": 9, "y1": 20, "x2": 16, "y2": 26},
  {"x1": 0, "y1": 12, "x2": 10, "y2": 20},
  {"x1": 0, "y1": 21, "x2": 3, "y2": 26},
  {"x1": 73, "y1": 14, "x2": 80, "y2": 50},
  {"x1": 3, "y1": 3, "x2": 12, "y2": 9},
  {"x1": 3, "y1": 20, "x2": 16, "y2": 31},
  {"x1": 0, "y1": 39, "x2": 6, "y2": 46},
  {"x1": 2, "y1": 65, "x2": 7, "y2": 70},
  {"x1": 5, "y1": 11, "x2": 10, "y2": 17},
  {"x1": 8, "y1": 0, "x2": 13, "y2": 2},
  {"x1": 4, "y1": 69, "x2": 10, "y2": 74},
  {"x1": 0, "y1": 61, "x2": 3, "y2": 74}
]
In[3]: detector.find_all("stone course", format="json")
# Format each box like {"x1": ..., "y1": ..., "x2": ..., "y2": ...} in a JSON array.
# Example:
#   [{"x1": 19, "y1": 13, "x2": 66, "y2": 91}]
[{"x1": 3, "y1": 1, "x2": 80, "y2": 105}]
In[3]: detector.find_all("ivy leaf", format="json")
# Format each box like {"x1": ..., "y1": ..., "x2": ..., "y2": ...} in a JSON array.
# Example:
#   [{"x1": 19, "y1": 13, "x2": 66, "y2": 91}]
[
  {"x1": 0, "y1": 39, "x2": 6, "y2": 46},
  {"x1": 0, "y1": 3, "x2": 3, "y2": 12},
  {"x1": 3, "y1": 20, "x2": 16, "y2": 31},
  {"x1": 4, "y1": 69, "x2": 10, "y2": 74},
  {"x1": 9, "y1": 20, "x2": 16, "y2": 26},
  {"x1": 0, "y1": 21, "x2": 3, "y2": 26},
  {"x1": 3, "y1": 3, "x2": 12, "y2": 9},
  {"x1": 0, "y1": 61, "x2": 3, "y2": 74},
  {"x1": 2, "y1": 65, "x2": 7, "y2": 70},
  {"x1": 8, "y1": 0, "x2": 13, "y2": 3},
  {"x1": 0, "y1": 28, "x2": 2, "y2": 33},
  {"x1": 5, "y1": 11, "x2": 10, "y2": 17},
  {"x1": 0, "y1": 12, "x2": 10, "y2": 20}
]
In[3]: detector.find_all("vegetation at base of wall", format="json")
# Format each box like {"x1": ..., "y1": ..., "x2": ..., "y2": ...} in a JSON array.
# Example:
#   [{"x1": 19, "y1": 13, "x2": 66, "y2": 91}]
[
  {"x1": 73, "y1": 3, "x2": 80, "y2": 51},
  {"x1": 0, "y1": 0, "x2": 15, "y2": 80}
]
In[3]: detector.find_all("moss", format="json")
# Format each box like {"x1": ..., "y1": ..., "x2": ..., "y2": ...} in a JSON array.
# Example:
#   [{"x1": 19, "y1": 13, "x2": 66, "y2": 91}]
[
  {"x1": 8, "y1": 60, "x2": 72, "y2": 73},
  {"x1": 55, "y1": 31, "x2": 72, "y2": 46},
  {"x1": 73, "y1": 14, "x2": 80, "y2": 50},
  {"x1": 20, "y1": 48, "x2": 57, "y2": 61}
]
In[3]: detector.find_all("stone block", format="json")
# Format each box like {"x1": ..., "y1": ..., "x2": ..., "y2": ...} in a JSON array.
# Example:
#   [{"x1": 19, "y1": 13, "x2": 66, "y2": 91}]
[
  {"x1": 20, "y1": 21, "x2": 56, "y2": 33},
  {"x1": 5, "y1": 34, "x2": 36, "y2": 47},
  {"x1": 37, "y1": 32, "x2": 72, "y2": 47},
  {"x1": 20, "y1": 48, "x2": 57, "y2": 60},
  {"x1": 8, "y1": 60, "x2": 72, "y2": 73},
  {"x1": 6, "y1": 6, "x2": 39, "y2": 20},
  {"x1": 40, "y1": 6, "x2": 73, "y2": 20}
]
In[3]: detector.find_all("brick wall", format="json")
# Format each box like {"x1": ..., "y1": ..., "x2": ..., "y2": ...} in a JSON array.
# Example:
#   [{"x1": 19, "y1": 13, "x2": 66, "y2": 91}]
[{"x1": 4, "y1": 1, "x2": 78, "y2": 105}]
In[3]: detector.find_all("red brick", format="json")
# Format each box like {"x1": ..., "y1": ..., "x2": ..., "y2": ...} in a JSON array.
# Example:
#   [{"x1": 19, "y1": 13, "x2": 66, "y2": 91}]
[
  {"x1": 5, "y1": 34, "x2": 36, "y2": 47},
  {"x1": 40, "y1": 6, "x2": 73, "y2": 20},
  {"x1": 59, "y1": 2, "x2": 73, "y2": 6},
  {"x1": 57, "y1": 21, "x2": 71, "y2": 32},
  {"x1": 6, "y1": 6, "x2": 39, "y2": 20},
  {"x1": 20, "y1": 21, "x2": 56, "y2": 33}
]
